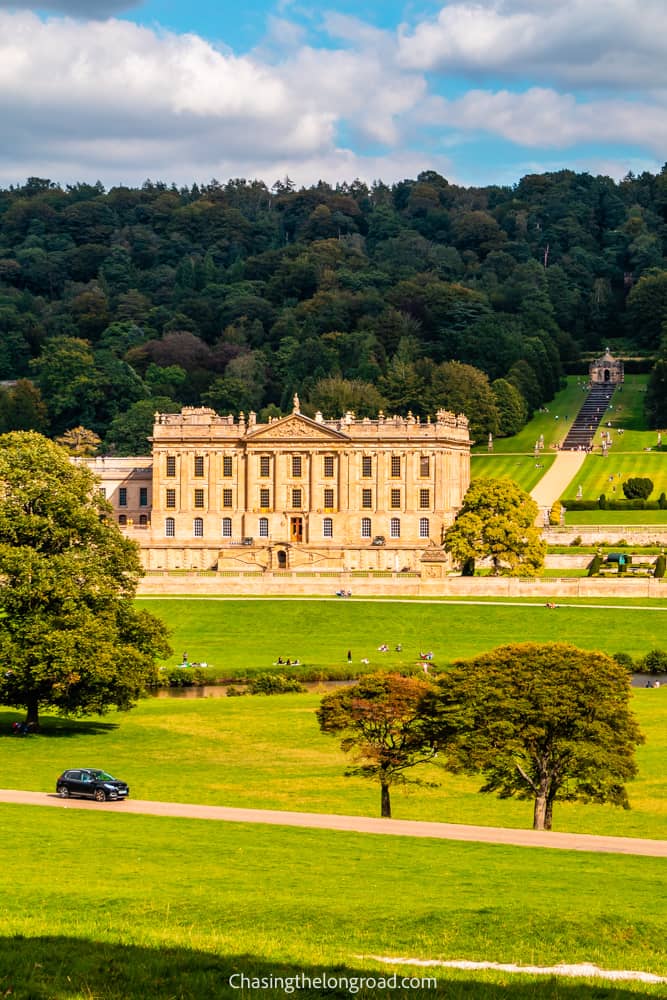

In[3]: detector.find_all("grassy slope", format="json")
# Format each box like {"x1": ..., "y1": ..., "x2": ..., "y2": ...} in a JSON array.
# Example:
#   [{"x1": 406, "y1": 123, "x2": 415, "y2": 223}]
[
  {"x1": 1, "y1": 804, "x2": 665, "y2": 998},
  {"x1": 2, "y1": 687, "x2": 665, "y2": 838},
  {"x1": 134, "y1": 597, "x2": 667, "y2": 671}
]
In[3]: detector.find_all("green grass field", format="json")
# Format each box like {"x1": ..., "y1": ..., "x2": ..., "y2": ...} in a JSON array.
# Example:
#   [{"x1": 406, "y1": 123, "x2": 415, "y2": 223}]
[
  {"x1": 4, "y1": 595, "x2": 667, "y2": 998},
  {"x1": 135, "y1": 598, "x2": 667, "y2": 673},
  {"x1": 471, "y1": 454, "x2": 556, "y2": 492},
  {"x1": 0, "y1": 806, "x2": 667, "y2": 1000},
  {"x1": 2, "y1": 804, "x2": 666, "y2": 998},
  {"x1": 2, "y1": 684, "x2": 665, "y2": 838},
  {"x1": 472, "y1": 379, "x2": 588, "y2": 454}
]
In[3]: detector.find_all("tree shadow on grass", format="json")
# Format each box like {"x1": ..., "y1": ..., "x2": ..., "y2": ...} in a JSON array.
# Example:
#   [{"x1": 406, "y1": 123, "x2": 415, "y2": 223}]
[
  {"x1": 0, "y1": 712, "x2": 118, "y2": 739},
  {"x1": 0, "y1": 937, "x2": 662, "y2": 1000}
]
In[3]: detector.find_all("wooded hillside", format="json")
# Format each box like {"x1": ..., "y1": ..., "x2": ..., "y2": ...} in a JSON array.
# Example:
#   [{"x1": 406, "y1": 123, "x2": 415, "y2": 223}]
[{"x1": 1, "y1": 167, "x2": 666, "y2": 451}]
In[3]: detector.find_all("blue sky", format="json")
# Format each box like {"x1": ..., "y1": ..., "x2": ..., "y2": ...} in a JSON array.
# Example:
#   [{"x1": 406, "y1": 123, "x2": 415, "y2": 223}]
[{"x1": 0, "y1": 1, "x2": 664, "y2": 189}]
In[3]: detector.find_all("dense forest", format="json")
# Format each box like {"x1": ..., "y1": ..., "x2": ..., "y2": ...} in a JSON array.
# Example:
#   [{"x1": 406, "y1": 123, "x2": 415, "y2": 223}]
[{"x1": 1, "y1": 167, "x2": 666, "y2": 454}]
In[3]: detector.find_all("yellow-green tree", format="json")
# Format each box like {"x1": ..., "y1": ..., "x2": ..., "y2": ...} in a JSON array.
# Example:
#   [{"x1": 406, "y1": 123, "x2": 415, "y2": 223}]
[{"x1": 444, "y1": 478, "x2": 545, "y2": 576}]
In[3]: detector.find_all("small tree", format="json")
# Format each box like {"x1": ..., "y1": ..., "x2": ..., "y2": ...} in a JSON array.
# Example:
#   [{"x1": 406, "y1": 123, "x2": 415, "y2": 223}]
[
  {"x1": 316, "y1": 673, "x2": 438, "y2": 818},
  {"x1": 623, "y1": 477, "x2": 653, "y2": 500},
  {"x1": 56, "y1": 426, "x2": 101, "y2": 457},
  {"x1": 422, "y1": 643, "x2": 644, "y2": 831},
  {"x1": 444, "y1": 478, "x2": 545, "y2": 576},
  {"x1": 0, "y1": 431, "x2": 171, "y2": 727}
]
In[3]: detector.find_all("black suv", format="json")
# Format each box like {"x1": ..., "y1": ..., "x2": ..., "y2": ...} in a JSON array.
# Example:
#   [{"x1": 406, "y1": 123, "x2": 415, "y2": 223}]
[{"x1": 56, "y1": 769, "x2": 129, "y2": 802}]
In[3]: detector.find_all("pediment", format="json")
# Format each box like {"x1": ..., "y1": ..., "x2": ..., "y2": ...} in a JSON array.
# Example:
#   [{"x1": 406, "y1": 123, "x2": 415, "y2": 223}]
[{"x1": 246, "y1": 413, "x2": 349, "y2": 443}]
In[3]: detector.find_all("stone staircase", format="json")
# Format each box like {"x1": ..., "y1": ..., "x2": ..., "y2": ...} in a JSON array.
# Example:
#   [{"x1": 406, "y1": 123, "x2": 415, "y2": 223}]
[{"x1": 560, "y1": 384, "x2": 614, "y2": 451}]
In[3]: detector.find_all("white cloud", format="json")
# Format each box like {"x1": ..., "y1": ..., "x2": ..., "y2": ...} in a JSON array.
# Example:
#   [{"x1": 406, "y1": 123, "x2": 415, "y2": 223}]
[
  {"x1": 426, "y1": 87, "x2": 667, "y2": 155},
  {"x1": 0, "y1": 10, "x2": 430, "y2": 188},
  {"x1": 398, "y1": 0, "x2": 667, "y2": 90}
]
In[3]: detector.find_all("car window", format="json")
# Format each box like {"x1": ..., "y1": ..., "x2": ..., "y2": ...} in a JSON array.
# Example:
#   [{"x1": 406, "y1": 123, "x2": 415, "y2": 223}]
[
  {"x1": 90, "y1": 771, "x2": 115, "y2": 781},
  {"x1": 81, "y1": 773, "x2": 91, "y2": 782},
  {"x1": 68, "y1": 771, "x2": 81, "y2": 780}
]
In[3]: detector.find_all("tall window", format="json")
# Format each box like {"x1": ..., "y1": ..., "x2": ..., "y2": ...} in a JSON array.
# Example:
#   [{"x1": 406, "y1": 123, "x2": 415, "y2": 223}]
[
  {"x1": 194, "y1": 489, "x2": 205, "y2": 509},
  {"x1": 323, "y1": 488, "x2": 334, "y2": 508},
  {"x1": 118, "y1": 487, "x2": 127, "y2": 507},
  {"x1": 223, "y1": 455, "x2": 232, "y2": 477},
  {"x1": 259, "y1": 487, "x2": 270, "y2": 509},
  {"x1": 291, "y1": 488, "x2": 302, "y2": 509},
  {"x1": 258, "y1": 517, "x2": 269, "y2": 538},
  {"x1": 361, "y1": 517, "x2": 372, "y2": 538},
  {"x1": 222, "y1": 489, "x2": 233, "y2": 508},
  {"x1": 165, "y1": 517, "x2": 175, "y2": 537},
  {"x1": 323, "y1": 456, "x2": 334, "y2": 477},
  {"x1": 323, "y1": 517, "x2": 333, "y2": 538},
  {"x1": 193, "y1": 517, "x2": 204, "y2": 537},
  {"x1": 166, "y1": 456, "x2": 176, "y2": 477},
  {"x1": 419, "y1": 488, "x2": 430, "y2": 509},
  {"x1": 362, "y1": 456, "x2": 372, "y2": 477},
  {"x1": 165, "y1": 489, "x2": 176, "y2": 509},
  {"x1": 390, "y1": 488, "x2": 401, "y2": 509},
  {"x1": 391, "y1": 455, "x2": 401, "y2": 477},
  {"x1": 118, "y1": 514, "x2": 127, "y2": 526},
  {"x1": 291, "y1": 455, "x2": 302, "y2": 477},
  {"x1": 222, "y1": 517, "x2": 232, "y2": 537},
  {"x1": 362, "y1": 488, "x2": 373, "y2": 509},
  {"x1": 194, "y1": 455, "x2": 204, "y2": 477},
  {"x1": 139, "y1": 487, "x2": 148, "y2": 507},
  {"x1": 139, "y1": 514, "x2": 148, "y2": 526},
  {"x1": 390, "y1": 517, "x2": 401, "y2": 538},
  {"x1": 420, "y1": 455, "x2": 430, "y2": 477},
  {"x1": 419, "y1": 517, "x2": 430, "y2": 539},
  {"x1": 259, "y1": 456, "x2": 270, "y2": 477}
]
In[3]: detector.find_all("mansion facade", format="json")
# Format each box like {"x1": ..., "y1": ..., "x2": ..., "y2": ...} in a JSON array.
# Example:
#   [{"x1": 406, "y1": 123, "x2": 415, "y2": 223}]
[{"x1": 87, "y1": 397, "x2": 471, "y2": 576}]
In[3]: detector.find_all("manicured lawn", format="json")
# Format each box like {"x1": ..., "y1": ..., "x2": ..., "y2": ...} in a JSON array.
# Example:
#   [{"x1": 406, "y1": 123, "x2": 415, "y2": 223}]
[
  {"x1": 2, "y1": 687, "x2": 665, "y2": 838},
  {"x1": 471, "y1": 453, "x2": 556, "y2": 492},
  {"x1": 473, "y1": 378, "x2": 588, "y2": 454},
  {"x1": 565, "y1": 509, "x2": 667, "y2": 525},
  {"x1": 0, "y1": 805, "x2": 665, "y2": 998},
  {"x1": 134, "y1": 598, "x2": 667, "y2": 673},
  {"x1": 560, "y1": 452, "x2": 667, "y2": 506}
]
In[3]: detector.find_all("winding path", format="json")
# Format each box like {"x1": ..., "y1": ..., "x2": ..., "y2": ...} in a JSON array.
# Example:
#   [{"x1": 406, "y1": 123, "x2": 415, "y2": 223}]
[{"x1": 1, "y1": 789, "x2": 665, "y2": 857}]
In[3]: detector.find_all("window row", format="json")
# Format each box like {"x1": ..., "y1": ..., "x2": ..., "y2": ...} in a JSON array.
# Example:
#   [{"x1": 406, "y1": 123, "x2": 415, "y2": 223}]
[
  {"x1": 118, "y1": 514, "x2": 148, "y2": 526},
  {"x1": 165, "y1": 455, "x2": 433, "y2": 480},
  {"x1": 117, "y1": 487, "x2": 148, "y2": 507},
  {"x1": 163, "y1": 517, "x2": 431, "y2": 540},
  {"x1": 166, "y1": 487, "x2": 432, "y2": 511}
]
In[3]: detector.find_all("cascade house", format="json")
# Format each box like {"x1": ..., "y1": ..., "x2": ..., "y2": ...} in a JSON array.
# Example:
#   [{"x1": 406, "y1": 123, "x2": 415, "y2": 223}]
[{"x1": 85, "y1": 396, "x2": 471, "y2": 577}]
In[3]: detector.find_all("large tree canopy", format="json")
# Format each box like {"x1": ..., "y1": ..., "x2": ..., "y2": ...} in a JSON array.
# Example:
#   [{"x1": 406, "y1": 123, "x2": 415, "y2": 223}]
[
  {"x1": 423, "y1": 642, "x2": 644, "y2": 830},
  {"x1": 443, "y1": 478, "x2": 545, "y2": 576},
  {"x1": 316, "y1": 673, "x2": 437, "y2": 818},
  {"x1": 0, "y1": 431, "x2": 171, "y2": 726}
]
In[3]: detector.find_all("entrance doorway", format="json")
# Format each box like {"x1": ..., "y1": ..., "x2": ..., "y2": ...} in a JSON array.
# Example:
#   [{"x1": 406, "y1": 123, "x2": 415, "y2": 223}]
[
  {"x1": 290, "y1": 517, "x2": 303, "y2": 543},
  {"x1": 277, "y1": 550, "x2": 287, "y2": 569},
  {"x1": 604, "y1": 368, "x2": 610, "y2": 382}
]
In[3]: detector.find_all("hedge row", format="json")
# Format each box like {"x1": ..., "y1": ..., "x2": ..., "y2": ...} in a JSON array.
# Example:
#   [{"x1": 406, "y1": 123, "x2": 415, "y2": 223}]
[{"x1": 564, "y1": 495, "x2": 667, "y2": 511}]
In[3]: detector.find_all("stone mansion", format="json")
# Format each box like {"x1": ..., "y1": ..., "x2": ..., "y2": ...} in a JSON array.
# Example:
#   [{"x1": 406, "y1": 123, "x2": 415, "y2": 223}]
[{"x1": 86, "y1": 397, "x2": 471, "y2": 576}]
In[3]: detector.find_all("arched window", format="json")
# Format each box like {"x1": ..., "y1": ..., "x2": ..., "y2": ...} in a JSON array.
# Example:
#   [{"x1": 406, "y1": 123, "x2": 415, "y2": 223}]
[
  {"x1": 165, "y1": 517, "x2": 175, "y2": 537},
  {"x1": 258, "y1": 517, "x2": 269, "y2": 538},
  {"x1": 222, "y1": 517, "x2": 232, "y2": 537},
  {"x1": 361, "y1": 517, "x2": 372, "y2": 538},
  {"x1": 193, "y1": 517, "x2": 204, "y2": 537},
  {"x1": 118, "y1": 514, "x2": 127, "y2": 526},
  {"x1": 323, "y1": 517, "x2": 333, "y2": 538},
  {"x1": 390, "y1": 517, "x2": 401, "y2": 538},
  {"x1": 419, "y1": 517, "x2": 430, "y2": 539}
]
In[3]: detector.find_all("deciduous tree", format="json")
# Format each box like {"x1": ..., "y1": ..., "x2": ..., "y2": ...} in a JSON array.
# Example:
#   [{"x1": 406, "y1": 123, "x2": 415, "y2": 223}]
[
  {"x1": 444, "y1": 478, "x2": 545, "y2": 576},
  {"x1": 316, "y1": 673, "x2": 437, "y2": 818},
  {"x1": 0, "y1": 432, "x2": 171, "y2": 727},
  {"x1": 422, "y1": 643, "x2": 644, "y2": 830}
]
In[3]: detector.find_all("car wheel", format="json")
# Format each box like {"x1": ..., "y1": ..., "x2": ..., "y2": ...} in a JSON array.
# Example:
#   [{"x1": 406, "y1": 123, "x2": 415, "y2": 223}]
[
  {"x1": 59, "y1": 787, "x2": 70, "y2": 798},
  {"x1": 93, "y1": 788, "x2": 106, "y2": 802}
]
